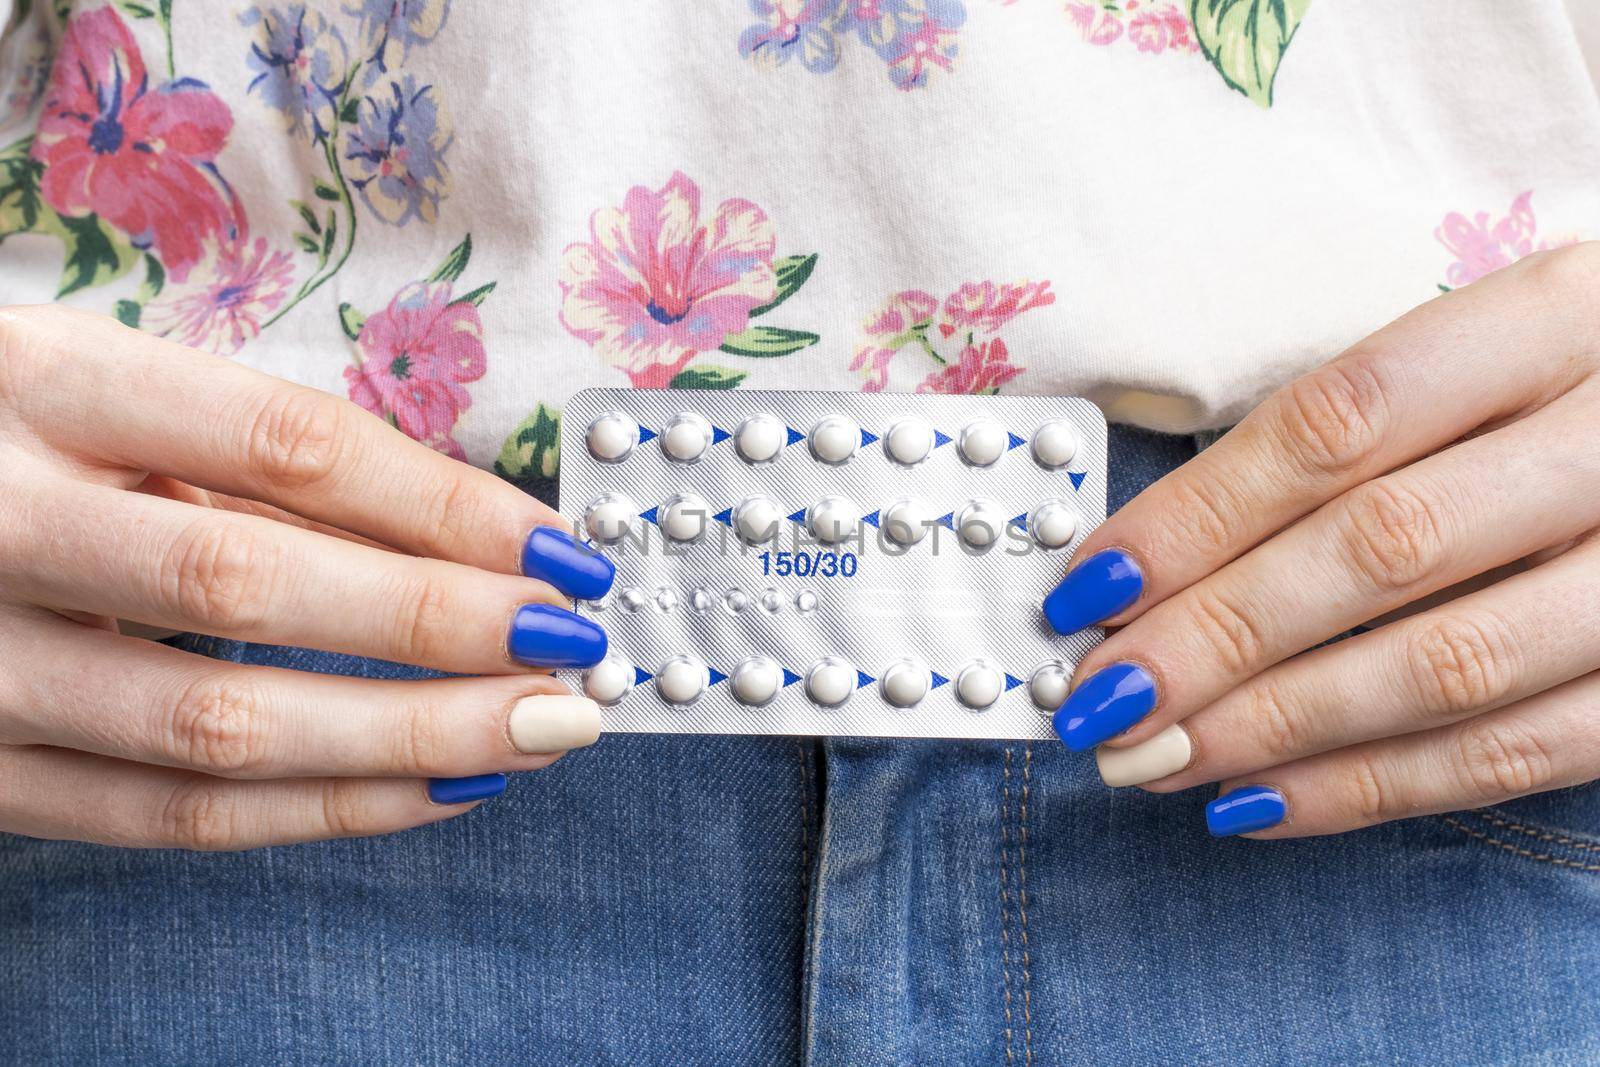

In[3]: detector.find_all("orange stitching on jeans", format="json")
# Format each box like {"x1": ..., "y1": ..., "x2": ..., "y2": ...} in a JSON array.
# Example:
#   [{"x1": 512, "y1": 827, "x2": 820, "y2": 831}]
[
  {"x1": 1470, "y1": 811, "x2": 1600, "y2": 853},
  {"x1": 1440, "y1": 816, "x2": 1600, "y2": 872},
  {"x1": 1020, "y1": 744, "x2": 1034, "y2": 1067},
  {"x1": 1000, "y1": 746, "x2": 1015, "y2": 1065},
  {"x1": 796, "y1": 742, "x2": 813, "y2": 912}
]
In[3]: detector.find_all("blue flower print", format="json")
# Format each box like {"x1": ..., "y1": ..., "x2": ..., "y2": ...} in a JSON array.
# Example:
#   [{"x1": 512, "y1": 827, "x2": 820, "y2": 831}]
[
  {"x1": 343, "y1": 75, "x2": 453, "y2": 225},
  {"x1": 738, "y1": 0, "x2": 848, "y2": 75},
  {"x1": 344, "y1": 0, "x2": 452, "y2": 78},
  {"x1": 243, "y1": 5, "x2": 350, "y2": 143}
]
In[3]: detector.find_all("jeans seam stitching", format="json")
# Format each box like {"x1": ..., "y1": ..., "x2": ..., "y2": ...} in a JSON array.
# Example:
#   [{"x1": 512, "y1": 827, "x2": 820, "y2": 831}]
[
  {"x1": 1000, "y1": 746, "x2": 1016, "y2": 1066},
  {"x1": 1440, "y1": 815, "x2": 1600, "y2": 872},
  {"x1": 1472, "y1": 809, "x2": 1600, "y2": 852},
  {"x1": 1020, "y1": 744, "x2": 1034, "y2": 1067}
]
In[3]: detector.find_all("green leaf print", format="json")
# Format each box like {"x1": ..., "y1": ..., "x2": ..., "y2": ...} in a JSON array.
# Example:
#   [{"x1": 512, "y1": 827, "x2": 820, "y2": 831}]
[
  {"x1": 338, "y1": 302, "x2": 367, "y2": 341},
  {"x1": 0, "y1": 138, "x2": 46, "y2": 238},
  {"x1": 718, "y1": 325, "x2": 820, "y2": 358},
  {"x1": 495, "y1": 404, "x2": 563, "y2": 499},
  {"x1": 748, "y1": 253, "x2": 818, "y2": 318},
  {"x1": 50, "y1": 213, "x2": 139, "y2": 298},
  {"x1": 428, "y1": 234, "x2": 472, "y2": 284},
  {"x1": 1190, "y1": 0, "x2": 1312, "y2": 109},
  {"x1": 669, "y1": 365, "x2": 747, "y2": 389},
  {"x1": 113, "y1": 299, "x2": 141, "y2": 328}
]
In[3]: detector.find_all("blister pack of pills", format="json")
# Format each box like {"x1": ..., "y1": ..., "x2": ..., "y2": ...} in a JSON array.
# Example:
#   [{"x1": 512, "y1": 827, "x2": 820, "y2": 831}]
[{"x1": 557, "y1": 388, "x2": 1107, "y2": 740}]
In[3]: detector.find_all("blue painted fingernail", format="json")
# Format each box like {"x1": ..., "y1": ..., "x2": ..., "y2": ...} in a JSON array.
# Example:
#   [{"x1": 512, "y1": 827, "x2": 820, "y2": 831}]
[
  {"x1": 1042, "y1": 548, "x2": 1143, "y2": 635},
  {"x1": 508, "y1": 603, "x2": 607, "y2": 668},
  {"x1": 521, "y1": 526, "x2": 615, "y2": 600},
  {"x1": 428, "y1": 773, "x2": 507, "y2": 805},
  {"x1": 1206, "y1": 785, "x2": 1287, "y2": 837},
  {"x1": 1052, "y1": 662, "x2": 1157, "y2": 752}
]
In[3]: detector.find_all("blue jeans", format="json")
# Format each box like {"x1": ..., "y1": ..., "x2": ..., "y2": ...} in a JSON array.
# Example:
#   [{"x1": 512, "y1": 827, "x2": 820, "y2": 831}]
[{"x1": 3, "y1": 427, "x2": 1599, "y2": 1065}]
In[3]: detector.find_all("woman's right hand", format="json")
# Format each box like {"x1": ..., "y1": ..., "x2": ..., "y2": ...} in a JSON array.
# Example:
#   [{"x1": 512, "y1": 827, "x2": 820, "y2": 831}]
[{"x1": 0, "y1": 305, "x2": 614, "y2": 850}]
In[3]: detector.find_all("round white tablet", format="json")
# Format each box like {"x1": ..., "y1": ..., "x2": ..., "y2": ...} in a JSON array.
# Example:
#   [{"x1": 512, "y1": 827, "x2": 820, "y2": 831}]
[
  {"x1": 656, "y1": 655, "x2": 707, "y2": 705},
  {"x1": 735, "y1": 413, "x2": 785, "y2": 464},
  {"x1": 884, "y1": 417, "x2": 934, "y2": 465},
  {"x1": 659, "y1": 492, "x2": 711, "y2": 543},
  {"x1": 585, "y1": 412, "x2": 636, "y2": 463},
  {"x1": 882, "y1": 498, "x2": 929, "y2": 546},
  {"x1": 653, "y1": 586, "x2": 679, "y2": 613},
  {"x1": 956, "y1": 498, "x2": 1006, "y2": 549},
  {"x1": 809, "y1": 415, "x2": 859, "y2": 464},
  {"x1": 618, "y1": 587, "x2": 647, "y2": 612},
  {"x1": 1028, "y1": 663, "x2": 1071, "y2": 710},
  {"x1": 805, "y1": 658, "x2": 856, "y2": 707},
  {"x1": 1031, "y1": 420, "x2": 1079, "y2": 468},
  {"x1": 731, "y1": 657, "x2": 782, "y2": 706},
  {"x1": 660, "y1": 412, "x2": 713, "y2": 463},
  {"x1": 956, "y1": 662, "x2": 1003, "y2": 709},
  {"x1": 584, "y1": 493, "x2": 637, "y2": 543},
  {"x1": 880, "y1": 659, "x2": 929, "y2": 707},
  {"x1": 1029, "y1": 499, "x2": 1078, "y2": 549},
  {"x1": 583, "y1": 655, "x2": 633, "y2": 705},
  {"x1": 958, "y1": 418, "x2": 1006, "y2": 467},
  {"x1": 734, "y1": 495, "x2": 783, "y2": 544},
  {"x1": 808, "y1": 496, "x2": 859, "y2": 543}
]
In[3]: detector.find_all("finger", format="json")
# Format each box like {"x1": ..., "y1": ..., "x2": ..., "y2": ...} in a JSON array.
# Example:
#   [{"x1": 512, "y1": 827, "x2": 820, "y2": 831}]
[
  {"x1": 1061, "y1": 390, "x2": 1600, "y2": 751},
  {"x1": 1, "y1": 306, "x2": 611, "y2": 596},
  {"x1": 1042, "y1": 245, "x2": 1600, "y2": 635},
  {"x1": 1, "y1": 480, "x2": 607, "y2": 674},
  {"x1": 1203, "y1": 672, "x2": 1600, "y2": 838},
  {"x1": 0, "y1": 745, "x2": 489, "y2": 850},
  {"x1": 1127, "y1": 537, "x2": 1600, "y2": 790},
  {"x1": 0, "y1": 607, "x2": 602, "y2": 778}
]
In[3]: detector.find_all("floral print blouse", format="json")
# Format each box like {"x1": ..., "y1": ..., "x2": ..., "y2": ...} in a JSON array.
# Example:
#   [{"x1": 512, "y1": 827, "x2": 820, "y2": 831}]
[{"x1": 1, "y1": 0, "x2": 1598, "y2": 498}]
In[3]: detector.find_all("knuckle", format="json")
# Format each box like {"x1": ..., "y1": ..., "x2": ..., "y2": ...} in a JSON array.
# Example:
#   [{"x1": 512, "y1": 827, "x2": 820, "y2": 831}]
[
  {"x1": 1273, "y1": 357, "x2": 1389, "y2": 478},
  {"x1": 0, "y1": 305, "x2": 69, "y2": 407},
  {"x1": 387, "y1": 572, "x2": 457, "y2": 665},
  {"x1": 1346, "y1": 753, "x2": 1393, "y2": 827},
  {"x1": 1456, "y1": 719, "x2": 1556, "y2": 802},
  {"x1": 319, "y1": 778, "x2": 374, "y2": 839},
  {"x1": 164, "y1": 674, "x2": 273, "y2": 776},
  {"x1": 1404, "y1": 613, "x2": 1518, "y2": 720},
  {"x1": 1522, "y1": 242, "x2": 1600, "y2": 303},
  {"x1": 1184, "y1": 585, "x2": 1267, "y2": 677},
  {"x1": 1163, "y1": 470, "x2": 1248, "y2": 560},
  {"x1": 421, "y1": 473, "x2": 490, "y2": 559},
  {"x1": 243, "y1": 387, "x2": 350, "y2": 491},
  {"x1": 389, "y1": 695, "x2": 452, "y2": 775},
  {"x1": 160, "y1": 520, "x2": 275, "y2": 632},
  {"x1": 1248, "y1": 679, "x2": 1309, "y2": 762},
  {"x1": 1337, "y1": 480, "x2": 1448, "y2": 595},
  {"x1": 158, "y1": 778, "x2": 241, "y2": 851}
]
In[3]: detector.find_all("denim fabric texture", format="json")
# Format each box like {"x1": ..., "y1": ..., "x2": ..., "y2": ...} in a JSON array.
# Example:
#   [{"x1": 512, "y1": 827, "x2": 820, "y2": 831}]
[{"x1": 2, "y1": 426, "x2": 1599, "y2": 1064}]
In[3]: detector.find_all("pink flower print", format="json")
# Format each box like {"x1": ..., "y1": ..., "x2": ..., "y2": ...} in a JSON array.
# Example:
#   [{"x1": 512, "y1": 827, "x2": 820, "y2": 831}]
[
  {"x1": 863, "y1": 288, "x2": 937, "y2": 337},
  {"x1": 939, "y1": 279, "x2": 1054, "y2": 337},
  {"x1": 1435, "y1": 190, "x2": 1574, "y2": 289},
  {"x1": 559, "y1": 171, "x2": 778, "y2": 389},
  {"x1": 916, "y1": 337, "x2": 1023, "y2": 395},
  {"x1": 142, "y1": 236, "x2": 296, "y2": 356},
  {"x1": 1126, "y1": 3, "x2": 1194, "y2": 54},
  {"x1": 32, "y1": 8, "x2": 235, "y2": 281},
  {"x1": 1065, "y1": 1, "x2": 1123, "y2": 46},
  {"x1": 343, "y1": 280, "x2": 486, "y2": 460}
]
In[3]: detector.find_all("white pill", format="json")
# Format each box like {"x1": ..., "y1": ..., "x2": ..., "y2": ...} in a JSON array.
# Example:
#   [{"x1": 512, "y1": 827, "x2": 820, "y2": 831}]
[
  {"x1": 1029, "y1": 663, "x2": 1072, "y2": 710},
  {"x1": 731, "y1": 657, "x2": 782, "y2": 706},
  {"x1": 956, "y1": 662, "x2": 1004, "y2": 709},
  {"x1": 618, "y1": 587, "x2": 647, "y2": 612},
  {"x1": 660, "y1": 493, "x2": 710, "y2": 543},
  {"x1": 735, "y1": 413, "x2": 785, "y2": 464},
  {"x1": 660, "y1": 412, "x2": 712, "y2": 462},
  {"x1": 956, "y1": 498, "x2": 1006, "y2": 548},
  {"x1": 958, "y1": 418, "x2": 1006, "y2": 466},
  {"x1": 881, "y1": 499, "x2": 929, "y2": 546},
  {"x1": 584, "y1": 655, "x2": 633, "y2": 705},
  {"x1": 653, "y1": 586, "x2": 679, "y2": 612},
  {"x1": 809, "y1": 415, "x2": 859, "y2": 464},
  {"x1": 805, "y1": 658, "x2": 856, "y2": 707},
  {"x1": 1030, "y1": 499, "x2": 1078, "y2": 549},
  {"x1": 584, "y1": 494, "x2": 637, "y2": 543},
  {"x1": 809, "y1": 497, "x2": 859, "y2": 543},
  {"x1": 656, "y1": 655, "x2": 707, "y2": 705},
  {"x1": 794, "y1": 589, "x2": 819, "y2": 614},
  {"x1": 881, "y1": 659, "x2": 929, "y2": 708},
  {"x1": 884, "y1": 417, "x2": 934, "y2": 465},
  {"x1": 586, "y1": 412, "x2": 636, "y2": 463},
  {"x1": 1032, "y1": 420, "x2": 1079, "y2": 468},
  {"x1": 734, "y1": 495, "x2": 783, "y2": 544}
]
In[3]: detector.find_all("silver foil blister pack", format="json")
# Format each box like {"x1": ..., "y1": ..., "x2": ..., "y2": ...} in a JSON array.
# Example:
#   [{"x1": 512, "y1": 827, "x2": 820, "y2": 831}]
[{"x1": 557, "y1": 388, "x2": 1107, "y2": 740}]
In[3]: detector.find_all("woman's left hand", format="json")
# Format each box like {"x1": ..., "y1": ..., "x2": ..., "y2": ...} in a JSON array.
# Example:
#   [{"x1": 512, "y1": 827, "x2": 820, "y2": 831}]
[{"x1": 1043, "y1": 243, "x2": 1600, "y2": 838}]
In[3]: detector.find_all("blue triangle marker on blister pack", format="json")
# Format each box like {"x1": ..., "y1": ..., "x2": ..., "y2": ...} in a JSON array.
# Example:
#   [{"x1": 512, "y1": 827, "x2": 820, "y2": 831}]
[
  {"x1": 1007, "y1": 432, "x2": 1027, "y2": 451},
  {"x1": 782, "y1": 668, "x2": 802, "y2": 688},
  {"x1": 1004, "y1": 674, "x2": 1025, "y2": 692},
  {"x1": 1068, "y1": 470, "x2": 1088, "y2": 490},
  {"x1": 857, "y1": 670, "x2": 876, "y2": 688},
  {"x1": 1010, "y1": 512, "x2": 1028, "y2": 530},
  {"x1": 862, "y1": 510, "x2": 881, "y2": 528},
  {"x1": 936, "y1": 512, "x2": 955, "y2": 530},
  {"x1": 787, "y1": 507, "x2": 808, "y2": 524},
  {"x1": 638, "y1": 426, "x2": 658, "y2": 445},
  {"x1": 708, "y1": 667, "x2": 728, "y2": 687},
  {"x1": 634, "y1": 667, "x2": 653, "y2": 686},
  {"x1": 933, "y1": 429, "x2": 952, "y2": 448},
  {"x1": 711, "y1": 425, "x2": 731, "y2": 445},
  {"x1": 930, "y1": 671, "x2": 949, "y2": 689},
  {"x1": 860, "y1": 429, "x2": 879, "y2": 447},
  {"x1": 713, "y1": 507, "x2": 733, "y2": 526},
  {"x1": 786, "y1": 427, "x2": 805, "y2": 446},
  {"x1": 640, "y1": 506, "x2": 659, "y2": 525}
]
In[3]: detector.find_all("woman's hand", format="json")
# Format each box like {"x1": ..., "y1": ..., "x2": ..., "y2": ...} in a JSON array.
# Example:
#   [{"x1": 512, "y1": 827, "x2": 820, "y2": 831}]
[
  {"x1": 1044, "y1": 244, "x2": 1600, "y2": 838},
  {"x1": 0, "y1": 306, "x2": 614, "y2": 849}
]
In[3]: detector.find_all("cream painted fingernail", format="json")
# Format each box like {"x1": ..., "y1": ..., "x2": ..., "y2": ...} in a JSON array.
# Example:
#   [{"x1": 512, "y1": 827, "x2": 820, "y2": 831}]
[
  {"x1": 509, "y1": 695, "x2": 602, "y2": 753},
  {"x1": 1095, "y1": 725, "x2": 1191, "y2": 787}
]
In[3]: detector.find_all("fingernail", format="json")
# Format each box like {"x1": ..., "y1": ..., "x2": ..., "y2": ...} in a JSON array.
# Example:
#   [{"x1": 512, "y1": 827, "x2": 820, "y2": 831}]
[
  {"x1": 1052, "y1": 662, "x2": 1157, "y2": 752},
  {"x1": 509, "y1": 694, "x2": 602, "y2": 753},
  {"x1": 1206, "y1": 785, "x2": 1286, "y2": 837},
  {"x1": 507, "y1": 604, "x2": 608, "y2": 668},
  {"x1": 1042, "y1": 548, "x2": 1143, "y2": 635},
  {"x1": 1096, "y1": 724, "x2": 1191, "y2": 787},
  {"x1": 521, "y1": 526, "x2": 615, "y2": 600},
  {"x1": 428, "y1": 773, "x2": 507, "y2": 805}
]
